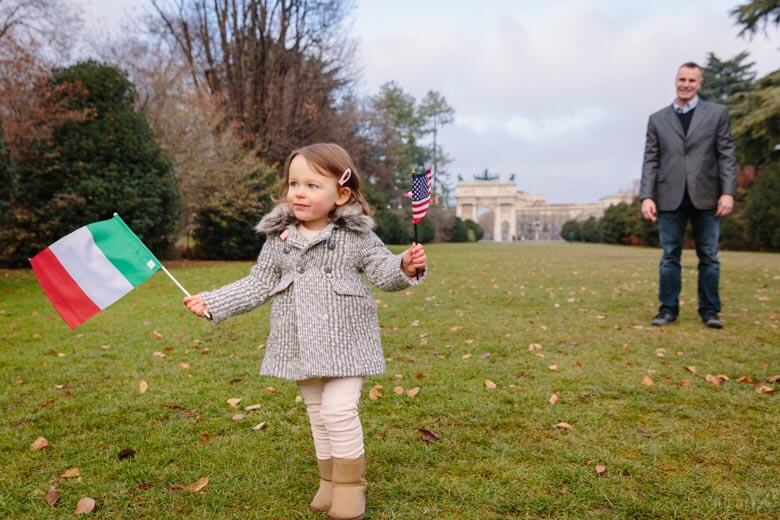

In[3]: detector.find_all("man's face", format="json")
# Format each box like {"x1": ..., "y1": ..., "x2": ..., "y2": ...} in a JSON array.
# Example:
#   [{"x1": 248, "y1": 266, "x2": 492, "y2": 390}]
[{"x1": 675, "y1": 66, "x2": 702, "y2": 104}]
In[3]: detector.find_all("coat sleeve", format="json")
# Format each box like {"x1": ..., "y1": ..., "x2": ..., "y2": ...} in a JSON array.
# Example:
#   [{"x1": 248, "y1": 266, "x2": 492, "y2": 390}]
[
  {"x1": 640, "y1": 116, "x2": 659, "y2": 201},
  {"x1": 201, "y1": 239, "x2": 281, "y2": 323},
  {"x1": 715, "y1": 107, "x2": 737, "y2": 196},
  {"x1": 357, "y1": 231, "x2": 425, "y2": 291}
]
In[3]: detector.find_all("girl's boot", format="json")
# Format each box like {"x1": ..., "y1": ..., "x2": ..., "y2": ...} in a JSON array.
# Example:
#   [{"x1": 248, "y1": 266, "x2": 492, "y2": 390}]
[
  {"x1": 327, "y1": 456, "x2": 366, "y2": 520},
  {"x1": 310, "y1": 458, "x2": 333, "y2": 512}
]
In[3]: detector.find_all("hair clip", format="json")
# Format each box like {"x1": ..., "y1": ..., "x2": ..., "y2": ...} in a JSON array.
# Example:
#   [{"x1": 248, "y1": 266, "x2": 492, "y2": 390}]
[{"x1": 338, "y1": 168, "x2": 352, "y2": 186}]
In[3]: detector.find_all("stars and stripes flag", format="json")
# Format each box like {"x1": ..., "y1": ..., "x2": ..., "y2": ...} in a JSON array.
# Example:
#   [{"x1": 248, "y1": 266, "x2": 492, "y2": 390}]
[{"x1": 403, "y1": 166, "x2": 433, "y2": 224}]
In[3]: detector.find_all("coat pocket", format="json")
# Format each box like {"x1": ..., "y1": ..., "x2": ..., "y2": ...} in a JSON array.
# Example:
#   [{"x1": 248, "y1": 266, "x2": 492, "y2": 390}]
[
  {"x1": 269, "y1": 275, "x2": 294, "y2": 297},
  {"x1": 329, "y1": 278, "x2": 370, "y2": 297}
]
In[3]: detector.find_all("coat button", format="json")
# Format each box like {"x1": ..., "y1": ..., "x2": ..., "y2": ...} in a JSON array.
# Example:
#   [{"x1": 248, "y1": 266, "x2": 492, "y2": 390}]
[
  {"x1": 324, "y1": 266, "x2": 332, "y2": 273},
  {"x1": 283, "y1": 247, "x2": 290, "y2": 254},
  {"x1": 327, "y1": 242, "x2": 336, "y2": 250},
  {"x1": 297, "y1": 266, "x2": 304, "y2": 274}
]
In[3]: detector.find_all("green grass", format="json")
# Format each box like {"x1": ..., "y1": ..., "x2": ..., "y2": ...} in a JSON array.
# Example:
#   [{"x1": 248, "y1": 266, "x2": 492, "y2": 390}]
[{"x1": 1, "y1": 243, "x2": 779, "y2": 519}]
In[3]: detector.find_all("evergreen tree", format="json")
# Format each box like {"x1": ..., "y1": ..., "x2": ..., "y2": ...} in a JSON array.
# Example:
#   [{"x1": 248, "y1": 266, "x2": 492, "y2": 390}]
[
  {"x1": 464, "y1": 219, "x2": 484, "y2": 242},
  {"x1": 746, "y1": 161, "x2": 780, "y2": 249},
  {"x1": 0, "y1": 121, "x2": 13, "y2": 212},
  {"x1": 700, "y1": 51, "x2": 756, "y2": 106},
  {"x1": 560, "y1": 220, "x2": 581, "y2": 241},
  {"x1": 448, "y1": 217, "x2": 469, "y2": 242}
]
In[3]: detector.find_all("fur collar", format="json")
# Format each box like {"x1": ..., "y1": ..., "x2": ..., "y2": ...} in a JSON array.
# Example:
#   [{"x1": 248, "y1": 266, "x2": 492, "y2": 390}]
[{"x1": 254, "y1": 202, "x2": 375, "y2": 235}]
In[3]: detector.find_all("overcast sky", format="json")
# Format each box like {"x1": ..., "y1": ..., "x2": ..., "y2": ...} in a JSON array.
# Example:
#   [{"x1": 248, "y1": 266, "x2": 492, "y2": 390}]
[{"x1": 73, "y1": 0, "x2": 778, "y2": 203}]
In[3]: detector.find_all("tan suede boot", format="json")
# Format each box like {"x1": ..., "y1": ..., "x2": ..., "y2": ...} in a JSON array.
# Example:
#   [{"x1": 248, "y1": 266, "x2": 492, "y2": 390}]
[
  {"x1": 310, "y1": 458, "x2": 333, "y2": 512},
  {"x1": 327, "y1": 456, "x2": 366, "y2": 520}
]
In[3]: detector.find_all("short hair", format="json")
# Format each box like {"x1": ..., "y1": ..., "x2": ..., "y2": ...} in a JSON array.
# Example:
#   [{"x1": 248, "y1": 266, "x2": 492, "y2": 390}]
[{"x1": 679, "y1": 61, "x2": 701, "y2": 71}]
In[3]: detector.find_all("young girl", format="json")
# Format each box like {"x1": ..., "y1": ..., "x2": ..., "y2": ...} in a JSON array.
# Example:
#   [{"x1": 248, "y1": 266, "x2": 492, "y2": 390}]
[{"x1": 184, "y1": 143, "x2": 427, "y2": 520}]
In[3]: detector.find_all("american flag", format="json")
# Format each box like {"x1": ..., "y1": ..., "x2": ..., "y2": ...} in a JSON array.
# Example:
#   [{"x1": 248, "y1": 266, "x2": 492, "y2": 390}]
[{"x1": 404, "y1": 167, "x2": 433, "y2": 224}]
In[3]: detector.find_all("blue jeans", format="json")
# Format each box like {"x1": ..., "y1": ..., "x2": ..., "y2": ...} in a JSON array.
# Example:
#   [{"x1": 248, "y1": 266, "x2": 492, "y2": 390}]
[{"x1": 657, "y1": 202, "x2": 721, "y2": 317}]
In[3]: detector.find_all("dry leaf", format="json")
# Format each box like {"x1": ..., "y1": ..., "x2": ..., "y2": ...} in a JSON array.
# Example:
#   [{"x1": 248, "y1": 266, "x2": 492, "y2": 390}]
[
  {"x1": 153, "y1": 331, "x2": 163, "y2": 340},
  {"x1": 595, "y1": 464, "x2": 606, "y2": 476},
  {"x1": 484, "y1": 379, "x2": 497, "y2": 390},
  {"x1": 44, "y1": 488, "x2": 60, "y2": 506},
  {"x1": 685, "y1": 366, "x2": 697, "y2": 374},
  {"x1": 679, "y1": 379, "x2": 691, "y2": 387},
  {"x1": 705, "y1": 374, "x2": 721, "y2": 386},
  {"x1": 548, "y1": 393, "x2": 559, "y2": 405},
  {"x1": 153, "y1": 351, "x2": 166, "y2": 358},
  {"x1": 756, "y1": 384, "x2": 774, "y2": 394},
  {"x1": 528, "y1": 343, "x2": 542, "y2": 352},
  {"x1": 716, "y1": 374, "x2": 730, "y2": 382},
  {"x1": 199, "y1": 433, "x2": 210, "y2": 442},
  {"x1": 736, "y1": 375, "x2": 753, "y2": 383},
  {"x1": 642, "y1": 375, "x2": 654, "y2": 386},
  {"x1": 117, "y1": 448, "x2": 135, "y2": 460},
  {"x1": 767, "y1": 375, "x2": 780, "y2": 383},
  {"x1": 555, "y1": 422, "x2": 574, "y2": 430},
  {"x1": 186, "y1": 477, "x2": 209, "y2": 492},
  {"x1": 75, "y1": 497, "x2": 95, "y2": 514},
  {"x1": 61, "y1": 467, "x2": 80, "y2": 478},
  {"x1": 596, "y1": 315, "x2": 607, "y2": 320},
  {"x1": 178, "y1": 362, "x2": 191, "y2": 369},
  {"x1": 138, "y1": 380, "x2": 148, "y2": 393},
  {"x1": 30, "y1": 437, "x2": 49, "y2": 451},
  {"x1": 227, "y1": 398, "x2": 241, "y2": 408},
  {"x1": 548, "y1": 365, "x2": 559, "y2": 371},
  {"x1": 232, "y1": 413, "x2": 246, "y2": 421},
  {"x1": 393, "y1": 386, "x2": 404, "y2": 395},
  {"x1": 265, "y1": 386, "x2": 276, "y2": 393},
  {"x1": 295, "y1": 395, "x2": 303, "y2": 403},
  {"x1": 98, "y1": 344, "x2": 111, "y2": 350},
  {"x1": 368, "y1": 385, "x2": 383, "y2": 400},
  {"x1": 407, "y1": 387, "x2": 420, "y2": 398},
  {"x1": 244, "y1": 404, "x2": 262, "y2": 411},
  {"x1": 418, "y1": 428, "x2": 440, "y2": 442},
  {"x1": 655, "y1": 348, "x2": 666, "y2": 357},
  {"x1": 411, "y1": 320, "x2": 420, "y2": 327},
  {"x1": 461, "y1": 354, "x2": 472, "y2": 360},
  {"x1": 252, "y1": 422, "x2": 267, "y2": 431}
]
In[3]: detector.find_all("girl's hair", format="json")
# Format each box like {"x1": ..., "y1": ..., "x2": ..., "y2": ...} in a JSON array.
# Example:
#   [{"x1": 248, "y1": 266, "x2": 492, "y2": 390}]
[{"x1": 279, "y1": 143, "x2": 372, "y2": 215}]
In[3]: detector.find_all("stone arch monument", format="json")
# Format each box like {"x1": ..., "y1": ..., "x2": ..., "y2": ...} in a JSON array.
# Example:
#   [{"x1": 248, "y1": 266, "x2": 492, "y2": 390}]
[{"x1": 455, "y1": 180, "x2": 518, "y2": 242}]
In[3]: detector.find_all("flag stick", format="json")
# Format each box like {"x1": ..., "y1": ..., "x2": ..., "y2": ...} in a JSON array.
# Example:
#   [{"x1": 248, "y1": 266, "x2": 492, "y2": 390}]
[
  {"x1": 413, "y1": 223, "x2": 419, "y2": 280},
  {"x1": 160, "y1": 263, "x2": 212, "y2": 319}
]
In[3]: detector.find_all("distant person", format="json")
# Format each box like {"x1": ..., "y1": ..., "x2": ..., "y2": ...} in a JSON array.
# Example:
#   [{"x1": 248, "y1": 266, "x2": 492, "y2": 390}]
[
  {"x1": 640, "y1": 62, "x2": 737, "y2": 329},
  {"x1": 184, "y1": 143, "x2": 427, "y2": 520}
]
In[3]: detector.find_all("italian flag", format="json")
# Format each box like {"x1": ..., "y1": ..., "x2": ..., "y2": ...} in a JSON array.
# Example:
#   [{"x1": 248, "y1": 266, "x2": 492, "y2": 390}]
[{"x1": 30, "y1": 214, "x2": 161, "y2": 328}]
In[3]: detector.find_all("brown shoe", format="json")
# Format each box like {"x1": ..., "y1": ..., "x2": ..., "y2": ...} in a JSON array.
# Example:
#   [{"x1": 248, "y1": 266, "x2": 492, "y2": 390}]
[
  {"x1": 327, "y1": 456, "x2": 366, "y2": 520},
  {"x1": 310, "y1": 458, "x2": 333, "y2": 512}
]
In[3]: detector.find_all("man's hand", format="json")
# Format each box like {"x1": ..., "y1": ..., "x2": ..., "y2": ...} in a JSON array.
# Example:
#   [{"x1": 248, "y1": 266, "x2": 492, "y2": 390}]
[
  {"x1": 641, "y1": 198, "x2": 657, "y2": 223},
  {"x1": 183, "y1": 294, "x2": 210, "y2": 317},
  {"x1": 715, "y1": 194, "x2": 734, "y2": 218},
  {"x1": 401, "y1": 243, "x2": 427, "y2": 277}
]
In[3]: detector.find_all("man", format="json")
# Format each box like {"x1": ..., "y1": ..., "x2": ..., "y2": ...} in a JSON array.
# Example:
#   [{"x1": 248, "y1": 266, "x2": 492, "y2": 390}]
[{"x1": 640, "y1": 62, "x2": 737, "y2": 329}]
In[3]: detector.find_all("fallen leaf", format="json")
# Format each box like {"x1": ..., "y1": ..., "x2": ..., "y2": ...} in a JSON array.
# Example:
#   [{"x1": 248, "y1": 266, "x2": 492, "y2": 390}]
[
  {"x1": 138, "y1": 482, "x2": 153, "y2": 490},
  {"x1": 294, "y1": 395, "x2": 303, "y2": 403},
  {"x1": 736, "y1": 375, "x2": 754, "y2": 383},
  {"x1": 265, "y1": 386, "x2": 276, "y2": 393},
  {"x1": 595, "y1": 464, "x2": 606, "y2": 476},
  {"x1": 138, "y1": 381, "x2": 148, "y2": 393},
  {"x1": 407, "y1": 387, "x2": 420, "y2": 398},
  {"x1": 642, "y1": 375, "x2": 654, "y2": 386},
  {"x1": 393, "y1": 386, "x2": 404, "y2": 395},
  {"x1": 767, "y1": 375, "x2": 780, "y2": 383},
  {"x1": 368, "y1": 385, "x2": 383, "y2": 400},
  {"x1": 178, "y1": 362, "x2": 191, "y2": 369},
  {"x1": 117, "y1": 448, "x2": 135, "y2": 460},
  {"x1": 548, "y1": 365, "x2": 558, "y2": 371},
  {"x1": 75, "y1": 497, "x2": 95, "y2": 514},
  {"x1": 555, "y1": 422, "x2": 574, "y2": 430},
  {"x1": 44, "y1": 488, "x2": 60, "y2": 506},
  {"x1": 61, "y1": 467, "x2": 80, "y2": 478},
  {"x1": 756, "y1": 384, "x2": 774, "y2": 394},
  {"x1": 98, "y1": 344, "x2": 111, "y2": 350},
  {"x1": 655, "y1": 348, "x2": 666, "y2": 357},
  {"x1": 232, "y1": 413, "x2": 245, "y2": 421},
  {"x1": 418, "y1": 428, "x2": 440, "y2": 442},
  {"x1": 30, "y1": 437, "x2": 49, "y2": 451},
  {"x1": 678, "y1": 379, "x2": 691, "y2": 387},
  {"x1": 596, "y1": 315, "x2": 607, "y2": 320},
  {"x1": 186, "y1": 477, "x2": 209, "y2": 492},
  {"x1": 153, "y1": 331, "x2": 163, "y2": 340},
  {"x1": 484, "y1": 379, "x2": 497, "y2": 390},
  {"x1": 705, "y1": 374, "x2": 721, "y2": 386},
  {"x1": 227, "y1": 398, "x2": 241, "y2": 407},
  {"x1": 244, "y1": 404, "x2": 262, "y2": 411},
  {"x1": 716, "y1": 374, "x2": 730, "y2": 382},
  {"x1": 153, "y1": 351, "x2": 165, "y2": 358},
  {"x1": 528, "y1": 343, "x2": 542, "y2": 352},
  {"x1": 252, "y1": 422, "x2": 267, "y2": 431},
  {"x1": 685, "y1": 366, "x2": 697, "y2": 374},
  {"x1": 411, "y1": 320, "x2": 420, "y2": 327},
  {"x1": 548, "y1": 393, "x2": 559, "y2": 405},
  {"x1": 199, "y1": 433, "x2": 210, "y2": 442}
]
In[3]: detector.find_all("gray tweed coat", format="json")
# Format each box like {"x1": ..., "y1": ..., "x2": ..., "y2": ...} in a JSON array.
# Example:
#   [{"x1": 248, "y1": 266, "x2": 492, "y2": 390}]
[{"x1": 202, "y1": 203, "x2": 424, "y2": 381}]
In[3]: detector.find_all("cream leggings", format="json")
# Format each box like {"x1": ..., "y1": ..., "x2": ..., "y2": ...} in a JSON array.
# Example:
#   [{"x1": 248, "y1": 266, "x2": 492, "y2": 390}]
[{"x1": 298, "y1": 376, "x2": 364, "y2": 460}]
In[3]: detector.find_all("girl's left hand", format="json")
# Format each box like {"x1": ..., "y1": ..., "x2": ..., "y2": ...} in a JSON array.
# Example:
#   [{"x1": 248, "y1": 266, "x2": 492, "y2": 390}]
[{"x1": 401, "y1": 243, "x2": 427, "y2": 277}]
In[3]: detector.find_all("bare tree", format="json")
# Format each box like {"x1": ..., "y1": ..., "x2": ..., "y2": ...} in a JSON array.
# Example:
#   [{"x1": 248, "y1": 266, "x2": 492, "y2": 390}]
[
  {"x1": 0, "y1": 0, "x2": 81, "y2": 57},
  {"x1": 149, "y1": 0, "x2": 357, "y2": 164}
]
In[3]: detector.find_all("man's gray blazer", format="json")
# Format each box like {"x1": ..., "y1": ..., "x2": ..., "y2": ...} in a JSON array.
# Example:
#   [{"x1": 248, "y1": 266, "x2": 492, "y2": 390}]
[{"x1": 640, "y1": 100, "x2": 737, "y2": 211}]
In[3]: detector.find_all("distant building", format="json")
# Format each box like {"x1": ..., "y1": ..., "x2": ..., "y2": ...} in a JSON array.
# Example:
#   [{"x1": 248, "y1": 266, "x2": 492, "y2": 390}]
[{"x1": 455, "y1": 176, "x2": 635, "y2": 241}]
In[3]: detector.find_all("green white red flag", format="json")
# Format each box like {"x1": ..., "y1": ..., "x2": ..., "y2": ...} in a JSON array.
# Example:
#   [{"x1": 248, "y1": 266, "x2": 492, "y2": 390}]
[{"x1": 30, "y1": 214, "x2": 160, "y2": 328}]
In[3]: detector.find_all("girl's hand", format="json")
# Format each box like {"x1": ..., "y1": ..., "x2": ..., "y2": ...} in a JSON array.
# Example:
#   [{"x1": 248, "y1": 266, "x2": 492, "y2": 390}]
[
  {"x1": 401, "y1": 243, "x2": 427, "y2": 277},
  {"x1": 183, "y1": 294, "x2": 210, "y2": 317}
]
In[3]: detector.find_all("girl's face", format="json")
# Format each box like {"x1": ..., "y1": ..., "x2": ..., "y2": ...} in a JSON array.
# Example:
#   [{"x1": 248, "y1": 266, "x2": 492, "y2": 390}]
[{"x1": 287, "y1": 155, "x2": 351, "y2": 230}]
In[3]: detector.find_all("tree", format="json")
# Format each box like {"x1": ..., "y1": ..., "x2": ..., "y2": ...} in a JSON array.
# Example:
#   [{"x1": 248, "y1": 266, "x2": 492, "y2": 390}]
[
  {"x1": 699, "y1": 51, "x2": 756, "y2": 106},
  {"x1": 745, "y1": 161, "x2": 780, "y2": 249},
  {"x1": 579, "y1": 217, "x2": 601, "y2": 243},
  {"x1": 0, "y1": 0, "x2": 81, "y2": 58},
  {"x1": 730, "y1": 69, "x2": 780, "y2": 165},
  {"x1": 448, "y1": 216, "x2": 468, "y2": 242},
  {"x1": 150, "y1": 0, "x2": 357, "y2": 164},
  {"x1": 0, "y1": 120, "x2": 13, "y2": 209},
  {"x1": 560, "y1": 219, "x2": 581, "y2": 241},
  {"x1": 464, "y1": 219, "x2": 484, "y2": 242},
  {"x1": 0, "y1": 61, "x2": 179, "y2": 266},
  {"x1": 419, "y1": 90, "x2": 455, "y2": 203},
  {"x1": 374, "y1": 209, "x2": 406, "y2": 245},
  {"x1": 731, "y1": 0, "x2": 780, "y2": 37}
]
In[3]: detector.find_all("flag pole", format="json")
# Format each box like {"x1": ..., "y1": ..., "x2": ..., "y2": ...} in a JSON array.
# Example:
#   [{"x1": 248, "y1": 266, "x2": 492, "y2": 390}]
[
  {"x1": 413, "y1": 223, "x2": 419, "y2": 280},
  {"x1": 159, "y1": 263, "x2": 212, "y2": 320}
]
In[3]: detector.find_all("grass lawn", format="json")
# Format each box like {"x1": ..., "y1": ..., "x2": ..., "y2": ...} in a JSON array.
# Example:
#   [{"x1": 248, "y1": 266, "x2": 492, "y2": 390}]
[{"x1": 1, "y1": 242, "x2": 779, "y2": 519}]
